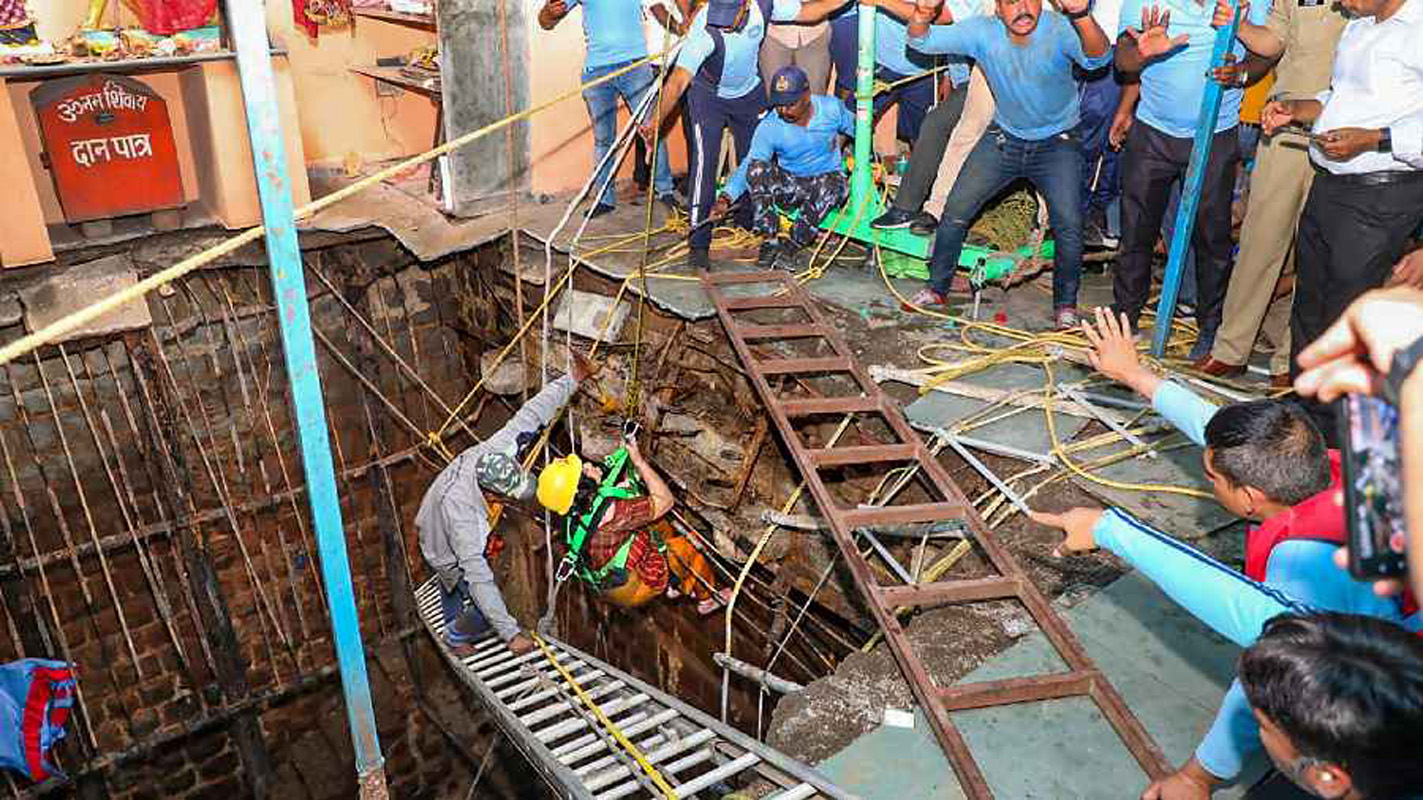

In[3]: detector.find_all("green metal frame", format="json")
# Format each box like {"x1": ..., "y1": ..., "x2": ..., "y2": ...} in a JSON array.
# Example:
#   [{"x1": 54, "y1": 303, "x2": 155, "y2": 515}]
[{"x1": 818, "y1": 9, "x2": 1047, "y2": 282}]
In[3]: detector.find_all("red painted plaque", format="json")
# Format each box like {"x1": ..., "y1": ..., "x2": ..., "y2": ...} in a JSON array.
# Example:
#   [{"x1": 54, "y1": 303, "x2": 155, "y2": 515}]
[{"x1": 31, "y1": 73, "x2": 184, "y2": 223}]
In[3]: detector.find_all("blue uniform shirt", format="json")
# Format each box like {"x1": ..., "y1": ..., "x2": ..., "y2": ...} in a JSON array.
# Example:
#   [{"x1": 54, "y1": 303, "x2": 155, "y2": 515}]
[
  {"x1": 1117, "y1": 0, "x2": 1271, "y2": 138},
  {"x1": 567, "y1": 0, "x2": 651, "y2": 70},
  {"x1": 909, "y1": 13, "x2": 1112, "y2": 139},
  {"x1": 722, "y1": 95, "x2": 855, "y2": 199},
  {"x1": 678, "y1": 0, "x2": 805, "y2": 99}
]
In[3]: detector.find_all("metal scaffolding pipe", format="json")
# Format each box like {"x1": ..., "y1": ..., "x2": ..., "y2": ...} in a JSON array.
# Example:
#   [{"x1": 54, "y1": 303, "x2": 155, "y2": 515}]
[{"x1": 228, "y1": 4, "x2": 386, "y2": 796}]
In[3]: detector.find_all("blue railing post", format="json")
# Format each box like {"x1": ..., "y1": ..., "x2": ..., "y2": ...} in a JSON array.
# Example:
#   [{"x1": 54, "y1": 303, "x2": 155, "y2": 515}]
[
  {"x1": 227, "y1": 4, "x2": 387, "y2": 795},
  {"x1": 1150, "y1": 1, "x2": 1241, "y2": 357}
]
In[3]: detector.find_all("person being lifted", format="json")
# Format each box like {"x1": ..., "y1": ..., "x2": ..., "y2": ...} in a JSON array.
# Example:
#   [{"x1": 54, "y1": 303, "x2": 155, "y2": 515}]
[
  {"x1": 708, "y1": 65, "x2": 857, "y2": 270},
  {"x1": 416, "y1": 352, "x2": 598, "y2": 657},
  {"x1": 639, "y1": 0, "x2": 855, "y2": 271},
  {"x1": 541, "y1": 427, "x2": 726, "y2": 612},
  {"x1": 899, "y1": 0, "x2": 1111, "y2": 328}
]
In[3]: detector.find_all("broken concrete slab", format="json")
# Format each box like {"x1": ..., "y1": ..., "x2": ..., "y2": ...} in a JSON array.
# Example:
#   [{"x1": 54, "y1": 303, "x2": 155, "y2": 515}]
[
  {"x1": 554, "y1": 288, "x2": 628, "y2": 343},
  {"x1": 479, "y1": 350, "x2": 527, "y2": 396},
  {"x1": 20, "y1": 255, "x2": 151, "y2": 342},
  {"x1": 902, "y1": 362, "x2": 1092, "y2": 458}
]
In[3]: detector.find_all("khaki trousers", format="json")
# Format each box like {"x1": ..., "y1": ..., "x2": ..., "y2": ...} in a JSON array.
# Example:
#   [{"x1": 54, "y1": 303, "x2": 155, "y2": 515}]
[
  {"x1": 1210, "y1": 135, "x2": 1315, "y2": 374},
  {"x1": 925, "y1": 66, "x2": 995, "y2": 217}
]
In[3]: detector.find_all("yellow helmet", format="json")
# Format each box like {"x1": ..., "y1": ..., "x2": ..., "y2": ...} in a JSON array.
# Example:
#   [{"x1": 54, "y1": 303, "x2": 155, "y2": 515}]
[{"x1": 536, "y1": 454, "x2": 583, "y2": 515}]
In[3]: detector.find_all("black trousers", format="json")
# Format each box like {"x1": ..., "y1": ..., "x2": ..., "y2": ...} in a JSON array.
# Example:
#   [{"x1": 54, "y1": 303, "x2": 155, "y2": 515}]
[
  {"x1": 891, "y1": 80, "x2": 969, "y2": 214},
  {"x1": 1115, "y1": 121, "x2": 1240, "y2": 333},
  {"x1": 1290, "y1": 171, "x2": 1423, "y2": 376},
  {"x1": 687, "y1": 82, "x2": 765, "y2": 252}
]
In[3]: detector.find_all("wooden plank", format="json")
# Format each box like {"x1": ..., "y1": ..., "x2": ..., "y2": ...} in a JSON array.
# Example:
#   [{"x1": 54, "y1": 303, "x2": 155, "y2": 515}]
[
  {"x1": 938, "y1": 672, "x2": 1094, "y2": 711},
  {"x1": 754, "y1": 357, "x2": 853, "y2": 375},
  {"x1": 875, "y1": 578, "x2": 1019, "y2": 610},
  {"x1": 837, "y1": 503, "x2": 966, "y2": 528},
  {"x1": 805, "y1": 444, "x2": 916, "y2": 467},
  {"x1": 780, "y1": 396, "x2": 880, "y2": 416}
]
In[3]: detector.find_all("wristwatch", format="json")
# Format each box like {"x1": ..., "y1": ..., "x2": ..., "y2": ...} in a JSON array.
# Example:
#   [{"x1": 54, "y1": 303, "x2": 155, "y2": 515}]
[
  {"x1": 1377, "y1": 127, "x2": 1393, "y2": 153},
  {"x1": 1384, "y1": 334, "x2": 1423, "y2": 408}
]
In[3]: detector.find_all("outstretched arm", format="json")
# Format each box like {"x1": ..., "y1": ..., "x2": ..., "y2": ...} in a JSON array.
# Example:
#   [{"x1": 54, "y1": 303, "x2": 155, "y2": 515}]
[
  {"x1": 626, "y1": 441, "x2": 675, "y2": 521},
  {"x1": 1058, "y1": 0, "x2": 1109, "y2": 58},
  {"x1": 1082, "y1": 307, "x2": 1217, "y2": 444},
  {"x1": 641, "y1": 66, "x2": 694, "y2": 145}
]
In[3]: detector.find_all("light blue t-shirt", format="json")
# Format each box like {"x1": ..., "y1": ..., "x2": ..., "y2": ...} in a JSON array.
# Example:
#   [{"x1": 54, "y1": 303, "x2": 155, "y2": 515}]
[
  {"x1": 567, "y1": 0, "x2": 650, "y2": 70},
  {"x1": 1117, "y1": 0, "x2": 1271, "y2": 138},
  {"x1": 722, "y1": 95, "x2": 855, "y2": 198},
  {"x1": 909, "y1": 13, "x2": 1112, "y2": 139},
  {"x1": 677, "y1": 0, "x2": 805, "y2": 99}
]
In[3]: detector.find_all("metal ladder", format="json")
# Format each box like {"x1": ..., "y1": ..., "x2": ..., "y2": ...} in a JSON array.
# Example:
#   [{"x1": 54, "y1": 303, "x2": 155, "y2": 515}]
[
  {"x1": 700, "y1": 270, "x2": 1171, "y2": 798},
  {"x1": 416, "y1": 579, "x2": 856, "y2": 800}
]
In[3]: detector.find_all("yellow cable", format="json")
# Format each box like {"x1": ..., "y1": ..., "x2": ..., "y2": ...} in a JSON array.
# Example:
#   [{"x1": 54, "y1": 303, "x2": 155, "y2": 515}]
[{"x1": 531, "y1": 634, "x2": 679, "y2": 798}]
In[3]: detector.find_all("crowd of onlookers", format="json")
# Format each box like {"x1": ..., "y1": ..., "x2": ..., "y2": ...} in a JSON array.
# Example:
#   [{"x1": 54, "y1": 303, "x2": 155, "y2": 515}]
[{"x1": 532, "y1": 0, "x2": 1423, "y2": 796}]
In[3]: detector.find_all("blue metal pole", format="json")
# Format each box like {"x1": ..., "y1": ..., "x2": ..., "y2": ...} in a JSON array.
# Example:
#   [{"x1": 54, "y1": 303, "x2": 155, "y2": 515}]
[
  {"x1": 1149, "y1": 1, "x2": 1241, "y2": 357},
  {"x1": 227, "y1": 4, "x2": 386, "y2": 795}
]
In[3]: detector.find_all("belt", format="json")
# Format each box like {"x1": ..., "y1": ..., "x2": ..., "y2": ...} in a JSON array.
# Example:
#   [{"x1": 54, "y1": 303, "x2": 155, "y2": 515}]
[{"x1": 1319, "y1": 169, "x2": 1423, "y2": 187}]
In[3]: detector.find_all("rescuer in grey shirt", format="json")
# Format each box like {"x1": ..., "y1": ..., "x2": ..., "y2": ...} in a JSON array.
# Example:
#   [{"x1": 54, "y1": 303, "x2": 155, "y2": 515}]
[{"x1": 417, "y1": 352, "x2": 596, "y2": 656}]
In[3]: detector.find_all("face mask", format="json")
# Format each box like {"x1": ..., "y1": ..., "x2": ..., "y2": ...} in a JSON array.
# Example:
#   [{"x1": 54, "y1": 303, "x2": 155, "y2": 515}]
[{"x1": 475, "y1": 452, "x2": 535, "y2": 502}]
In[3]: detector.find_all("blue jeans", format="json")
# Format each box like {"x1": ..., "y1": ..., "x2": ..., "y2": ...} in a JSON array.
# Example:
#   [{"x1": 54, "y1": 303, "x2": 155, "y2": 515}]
[
  {"x1": 438, "y1": 578, "x2": 490, "y2": 645},
  {"x1": 928, "y1": 126, "x2": 1085, "y2": 308},
  {"x1": 582, "y1": 61, "x2": 674, "y2": 208}
]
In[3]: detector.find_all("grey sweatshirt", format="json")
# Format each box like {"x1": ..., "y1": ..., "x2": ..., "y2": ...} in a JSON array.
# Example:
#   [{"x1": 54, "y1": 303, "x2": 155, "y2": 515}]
[{"x1": 416, "y1": 375, "x2": 578, "y2": 640}]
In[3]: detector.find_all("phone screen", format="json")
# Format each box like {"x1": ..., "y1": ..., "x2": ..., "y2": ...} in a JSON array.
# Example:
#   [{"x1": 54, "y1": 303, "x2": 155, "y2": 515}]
[{"x1": 1340, "y1": 394, "x2": 1408, "y2": 579}]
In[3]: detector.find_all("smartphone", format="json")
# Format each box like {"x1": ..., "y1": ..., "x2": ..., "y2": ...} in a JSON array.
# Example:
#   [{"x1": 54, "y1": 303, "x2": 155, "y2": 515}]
[{"x1": 1338, "y1": 394, "x2": 1409, "y2": 579}]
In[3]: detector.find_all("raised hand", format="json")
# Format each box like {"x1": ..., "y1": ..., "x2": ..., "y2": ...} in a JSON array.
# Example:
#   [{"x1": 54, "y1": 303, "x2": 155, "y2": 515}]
[
  {"x1": 1058, "y1": 0, "x2": 1091, "y2": 16},
  {"x1": 1123, "y1": 6, "x2": 1190, "y2": 60},
  {"x1": 1210, "y1": 0, "x2": 1246, "y2": 28},
  {"x1": 1081, "y1": 307, "x2": 1161, "y2": 398}
]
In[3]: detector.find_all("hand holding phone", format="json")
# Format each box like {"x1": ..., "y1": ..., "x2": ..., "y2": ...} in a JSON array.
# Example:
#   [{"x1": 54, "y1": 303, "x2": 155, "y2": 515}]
[{"x1": 1339, "y1": 394, "x2": 1409, "y2": 579}]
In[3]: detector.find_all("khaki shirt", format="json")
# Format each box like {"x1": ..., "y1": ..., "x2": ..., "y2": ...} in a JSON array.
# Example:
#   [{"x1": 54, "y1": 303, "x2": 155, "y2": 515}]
[
  {"x1": 765, "y1": 19, "x2": 829, "y2": 48},
  {"x1": 1266, "y1": 0, "x2": 1349, "y2": 100}
]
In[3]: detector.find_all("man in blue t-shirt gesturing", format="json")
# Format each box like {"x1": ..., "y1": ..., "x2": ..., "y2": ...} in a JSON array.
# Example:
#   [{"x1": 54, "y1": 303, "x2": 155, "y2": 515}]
[
  {"x1": 901, "y1": 0, "x2": 1111, "y2": 328},
  {"x1": 711, "y1": 65, "x2": 857, "y2": 269},
  {"x1": 539, "y1": 0, "x2": 679, "y2": 217}
]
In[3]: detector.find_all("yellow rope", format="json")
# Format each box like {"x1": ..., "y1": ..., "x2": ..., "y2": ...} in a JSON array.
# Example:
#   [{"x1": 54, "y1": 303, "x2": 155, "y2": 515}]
[{"x1": 531, "y1": 633, "x2": 679, "y2": 798}]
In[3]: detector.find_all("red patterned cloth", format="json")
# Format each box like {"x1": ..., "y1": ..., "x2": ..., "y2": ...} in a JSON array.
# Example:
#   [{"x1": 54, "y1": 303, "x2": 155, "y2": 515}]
[
  {"x1": 128, "y1": 0, "x2": 216, "y2": 35},
  {"x1": 585, "y1": 497, "x2": 656, "y2": 568},
  {"x1": 0, "y1": 0, "x2": 31, "y2": 29}
]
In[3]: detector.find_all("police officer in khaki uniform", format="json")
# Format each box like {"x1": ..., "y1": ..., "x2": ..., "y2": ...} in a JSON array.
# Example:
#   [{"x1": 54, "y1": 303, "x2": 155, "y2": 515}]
[{"x1": 1195, "y1": 0, "x2": 1348, "y2": 383}]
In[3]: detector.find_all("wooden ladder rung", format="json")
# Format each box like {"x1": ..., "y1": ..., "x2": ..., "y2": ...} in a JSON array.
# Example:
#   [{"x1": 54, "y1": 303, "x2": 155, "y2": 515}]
[
  {"x1": 875, "y1": 577, "x2": 1019, "y2": 610},
  {"x1": 755, "y1": 356, "x2": 853, "y2": 375},
  {"x1": 733, "y1": 323, "x2": 828, "y2": 340},
  {"x1": 836, "y1": 501, "x2": 966, "y2": 528},
  {"x1": 937, "y1": 671, "x2": 1096, "y2": 711},
  {"x1": 703, "y1": 272, "x2": 795, "y2": 286},
  {"x1": 779, "y1": 396, "x2": 880, "y2": 416},
  {"x1": 723, "y1": 294, "x2": 804, "y2": 311},
  {"x1": 805, "y1": 443, "x2": 917, "y2": 467}
]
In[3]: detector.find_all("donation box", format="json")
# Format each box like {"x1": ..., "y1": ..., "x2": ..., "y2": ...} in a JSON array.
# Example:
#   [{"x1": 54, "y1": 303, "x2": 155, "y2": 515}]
[{"x1": 31, "y1": 73, "x2": 184, "y2": 223}]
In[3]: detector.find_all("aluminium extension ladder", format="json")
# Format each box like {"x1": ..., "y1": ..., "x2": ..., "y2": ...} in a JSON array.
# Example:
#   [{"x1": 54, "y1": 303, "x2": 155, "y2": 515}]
[
  {"x1": 700, "y1": 270, "x2": 1171, "y2": 798},
  {"x1": 416, "y1": 579, "x2": 855, "y2": 800}
]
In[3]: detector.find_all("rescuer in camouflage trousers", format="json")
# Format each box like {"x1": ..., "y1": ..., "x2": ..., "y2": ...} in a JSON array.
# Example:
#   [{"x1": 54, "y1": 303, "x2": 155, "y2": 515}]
[{"x1": 746, "y1": 161, "x2": 847, "y2": 261}]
